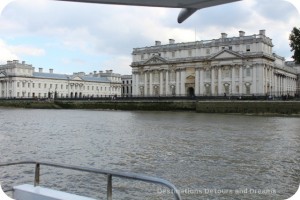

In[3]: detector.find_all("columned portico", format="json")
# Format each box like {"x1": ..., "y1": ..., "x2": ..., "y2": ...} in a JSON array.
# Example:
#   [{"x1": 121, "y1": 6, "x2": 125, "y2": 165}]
[
  {"x1": 218, "y1": 67, "x2": 222, "y2": 95},
  {"x1": 130, "y1": 30, "x2": 298, "y2": 97},
  {"x1": 211, "y1": 67, "x2": 215, "y2": 96},
  {"x1": 180, "y1": 69, "x2": 186, "y2": 96},
  {"x1": 231, "y1": 66, "x2": 236, "y2": 94},
  {"x1": 239, "y1": 66, "x2": 243, "y2": 95}
]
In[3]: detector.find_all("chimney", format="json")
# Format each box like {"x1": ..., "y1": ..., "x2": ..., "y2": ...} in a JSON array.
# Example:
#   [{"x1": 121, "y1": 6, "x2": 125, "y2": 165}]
[
  {"x1": 22, "y1": 61, "x2": 26, "y2": 65},
  {"x1": 94, "y1": 71, "x2": 97, "y2": 74},
  {"x1": 259, "y1": 30, "x2": 266, "y2": 36},
  {"x1": 13, "y1": 60, "x2": 19, "y2": 64},
  {"x1": 169, "y1": 39, "x2": 175, "y2": 44},
  {"x1": 221, "y1": 33, "x2": 227, "y2": 39},
  {"x1": 239, "y1": 31, "x2": 245, "y2": 37},
  {"x1": 39, "y1": 68, "x2": 43, "y2": 73},
  {"x1": 49, "y1": 69, "x2": 53, "y2": 74},
  {"x1": 155, "y1": 41, "x2": 161, "y2": 46},
  {"x1": 7, "y1": 61, "x2": 12, "y2": 64}
]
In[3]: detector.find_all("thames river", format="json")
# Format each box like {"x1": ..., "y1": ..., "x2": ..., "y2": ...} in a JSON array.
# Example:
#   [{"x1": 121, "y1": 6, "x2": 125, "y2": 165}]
[{"x1": 0, "y1": 109, "x2": 299, "y2": 200}]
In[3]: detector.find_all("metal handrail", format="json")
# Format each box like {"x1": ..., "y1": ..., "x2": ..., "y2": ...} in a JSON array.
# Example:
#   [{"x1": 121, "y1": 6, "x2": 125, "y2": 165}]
[{"x1": 0, "y1": 160, "x2": 182, "y2": 200}]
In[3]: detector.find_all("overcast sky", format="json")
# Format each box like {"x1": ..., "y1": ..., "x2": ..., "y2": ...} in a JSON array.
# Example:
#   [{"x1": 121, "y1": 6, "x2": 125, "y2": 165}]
[{"x1": 0, "y1": 0, "x2": 299, "y2": 75}]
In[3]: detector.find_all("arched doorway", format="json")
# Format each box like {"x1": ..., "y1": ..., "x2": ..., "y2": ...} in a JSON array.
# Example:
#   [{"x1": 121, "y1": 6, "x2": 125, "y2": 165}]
[{"x1": 187, "y1": 87, "x2": 195, "y2": 97}]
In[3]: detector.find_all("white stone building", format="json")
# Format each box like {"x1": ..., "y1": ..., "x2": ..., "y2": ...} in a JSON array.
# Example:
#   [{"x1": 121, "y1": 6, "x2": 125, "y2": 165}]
[
  {"x1": 0, "y1": 60, "x2": 122, "y2": 99},
  {"x1": 131, "y1": 30, "x2": 298, "y2": 97},
  {"x1": 121, "y1": 75, "x2": 132, "y2": 97}
]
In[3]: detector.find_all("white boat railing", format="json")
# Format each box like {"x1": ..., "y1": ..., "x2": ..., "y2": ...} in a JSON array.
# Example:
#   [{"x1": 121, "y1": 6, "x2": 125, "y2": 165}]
[{"x1": 0, "y1": 160, "x2": 182, "y2": 200}]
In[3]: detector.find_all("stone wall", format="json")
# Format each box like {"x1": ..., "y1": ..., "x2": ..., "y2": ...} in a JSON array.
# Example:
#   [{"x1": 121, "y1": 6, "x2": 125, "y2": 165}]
[
  {"x1": 1, "y1": 100, "x2": 300, "y2": 114},
  {"x1": 196, "y1": 101, "x2": 300, "y2": 114}
]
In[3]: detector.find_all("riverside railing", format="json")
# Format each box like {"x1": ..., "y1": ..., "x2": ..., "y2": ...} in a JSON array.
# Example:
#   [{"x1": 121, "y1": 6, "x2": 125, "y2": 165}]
[{"x1": 0, "y1": 160, "x2": 182, "y2": 200}]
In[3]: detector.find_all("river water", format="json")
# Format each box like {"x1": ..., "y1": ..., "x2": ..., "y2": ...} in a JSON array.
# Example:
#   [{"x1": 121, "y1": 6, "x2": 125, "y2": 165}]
[{"x1": 0, "y1": 109, "x2": 299, "y2": 200}]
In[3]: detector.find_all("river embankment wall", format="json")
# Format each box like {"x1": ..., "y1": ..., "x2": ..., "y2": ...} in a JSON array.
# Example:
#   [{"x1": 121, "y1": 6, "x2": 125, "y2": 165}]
[{"x1": 1, "y1": 100, "x2": 300, "y2": 114}]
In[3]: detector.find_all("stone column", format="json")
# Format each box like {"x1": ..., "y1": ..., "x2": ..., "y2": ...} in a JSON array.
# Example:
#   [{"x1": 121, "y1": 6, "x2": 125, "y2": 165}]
[
  {"x1": 149, "y1": 71, "x2": 153, "y2": 96},
  {"x1": 239, "y1": 65, "x2": 243, "y2": 95},
  {"x1": 176, "y1": 69, "x2": 180, "y2": 96},
  {"x1": 180, "y1": 69, "x2": 186, "y2": 96},
  {"x1": 252, "y1": 65, "x2": 257, "y2": 94},
  {"x1": 135, "y1": 73, "x2": 139, "y2": 96},
  {"x1": 160, "y1": 70, "x2": 163, "y2": 96},
  {"x1": 199, "y1": 69, "x2": 204, "y2": 95},
  {"x1": 211, "y1": 68, "x2": 215, "y2": 96},
  {"x1": 165, "y1": 70, "x2": 169, "y2": 96},
  {"x1": 144, "y1": 71, "x2": 147, "y2": 96},
  {"x1": 274, "y1": 74, "x2": 277, "y2": 96},
  {"x1": 231, "y1": 66, "x2": 235, "y2": 94},
  {"x1": 195, "y1": 68, "x2": 200, "y2": 96},
  {"x1": 218, "y1": 67, "x2": 222, "y2": 95}
]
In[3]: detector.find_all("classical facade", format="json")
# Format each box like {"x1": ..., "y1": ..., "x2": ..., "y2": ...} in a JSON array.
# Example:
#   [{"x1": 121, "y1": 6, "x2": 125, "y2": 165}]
[
  {"x1": 0, "y1": 60, "x2": 122, "y2": 98},
  {"x1": 131, "y1": 30, "x2": 298, "y2": 97},
  {"x1": 121, "y1": 75, "x2": 132, "y2": 97}
]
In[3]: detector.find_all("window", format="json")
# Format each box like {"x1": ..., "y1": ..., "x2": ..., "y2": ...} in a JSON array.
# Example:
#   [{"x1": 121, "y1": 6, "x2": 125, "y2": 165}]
[
  {"x1": 44, "y1": 83, "x2": 47, "y2": 88},
  {"x1": 22, "y1": 82, "x2": 25, "y2": 87},
  {"x1": 222, "y1": 47, "x2": 225, "y2": 50},
  {"x1": 39, "y1": 83, "x2": 41, "y2": 88},
  {"x1": 50, "y1": 84, "x2": 52, "y2": 88},
  {"x1": 28, "y1": 83, "x2": 30, "y2": 88},
  {"x1": 206, "y1": 48, "x2": 210, "y2": 55},
  {"x1": 246, "y1": 86, "x2": 251, "y2": 95},
  {"x1": 17, "y1": 82, "x2": 20, "y2": 87},
  {"x1": 246, "y1": 68, "x2": 251, "y2": 76},
  {"x1": 229, "y1": 46, "x2": 233, "y2": 50},
  {"x1": 32, "y1": 83, "x2": 35, "y2": 88},
  {"x1": 206, "y1": 71, "x2": 211, "y2": 79},
  {"x1": 61, "y1": 84, "x2": 63, "y2": 89},
  {"x1": 141, "y1": 54, "x2": 144, "y2": 60},
  {"x1": 246, "y1": 45, "x2": 251, "y2": 52},
  {"x1": 172, "y1": 52, "x2": 175, "y2": 58},
  {"x1": 188, "y1": 50, "x2": 192, "y2": 57}
]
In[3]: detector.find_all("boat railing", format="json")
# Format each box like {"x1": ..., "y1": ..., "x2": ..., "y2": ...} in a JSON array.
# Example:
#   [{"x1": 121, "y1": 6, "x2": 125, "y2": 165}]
[{"x1": 0, "y1": 160, "x2": 182, "y2": 200}]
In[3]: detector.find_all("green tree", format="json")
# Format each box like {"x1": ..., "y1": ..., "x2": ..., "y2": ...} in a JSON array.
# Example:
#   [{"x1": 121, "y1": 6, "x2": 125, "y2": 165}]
[{"x1": 289, "y1": 27, "x2": 300, "y2": 64}]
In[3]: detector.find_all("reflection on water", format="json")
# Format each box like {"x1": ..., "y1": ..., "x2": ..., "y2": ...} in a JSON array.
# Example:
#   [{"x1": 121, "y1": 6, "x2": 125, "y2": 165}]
[{"x1": 0, "y1": 109, "x2": 299, "y2": 200}]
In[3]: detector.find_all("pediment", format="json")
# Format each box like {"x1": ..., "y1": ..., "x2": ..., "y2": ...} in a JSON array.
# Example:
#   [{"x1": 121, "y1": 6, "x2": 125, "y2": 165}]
[
  {"x1": 211, "y1": 50, "x2": 243, "y2": 60},
  {"x1": 71, "y1": 76, "x2": 83, "y2": 81},
  {"x1": 144, "y1": 55, "x2": 167, "y2": 65},
  {"x1": 186, "y1": 75, "x2": 195, "y2": 84},
  {"x1": 0, "y1": 71, "x2": 7, "y2": 77}
]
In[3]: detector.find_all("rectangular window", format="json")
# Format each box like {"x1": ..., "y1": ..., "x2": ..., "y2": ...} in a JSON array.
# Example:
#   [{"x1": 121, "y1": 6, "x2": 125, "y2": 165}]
[
  {"x1": 246, "y1": 68, "x2": 251, "y2": 76},
  {"x1": 206, "y1": 48, "x2": 210, "y2": 55},
  {"x1": 229, "y1": 46, "x2": 233, "y2": 50},
  {"x1": 246, "y1": 45, "x2": 251, "y2": 52},
  {"x1": 28, "y1": 83, "x2": 30, "y2": 88},
  {"x1": 44, "y1": 83, "x2": 47, "y2": 88},
  {"x1": 61, "y1": 84, "x2": 63, "y2": 89},
  {"x1": 172, "y1": 52, "x2": 175, "y2": 58},
  {"x1": 39, "y1": 83, "x2": 41, "y2": 88},
  {"x1": 22, "y1": 82, "x2": 25, "y2": 87},
  {"x1": 246, "y1": 86, "x2": 251, "y2": 95},
  {"x1": 17, "y1": 82, "x2": 20, "y2": 87},
  {"x1": 188, "y1": 50, "x2": 192, "y2": 57},
  {"x1": 32, "y1": 83, "x2": 35, "y2": 88},
  {"x1": 50, "y1": 84, "x2": 52, "y2": 88}
]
